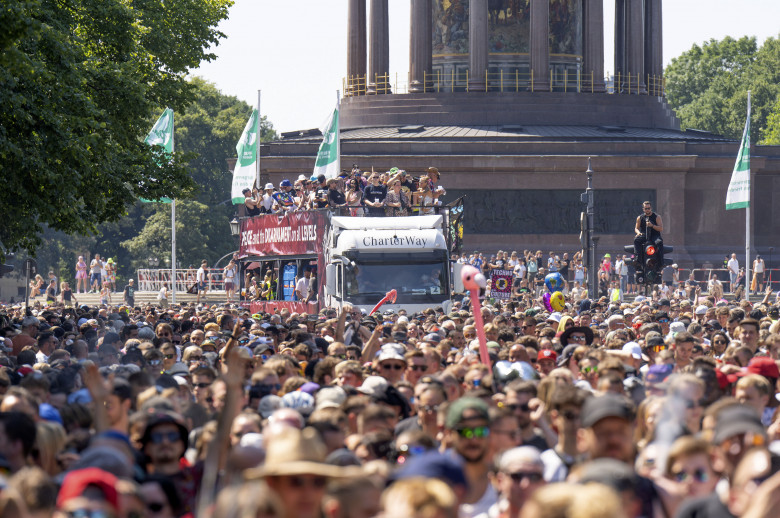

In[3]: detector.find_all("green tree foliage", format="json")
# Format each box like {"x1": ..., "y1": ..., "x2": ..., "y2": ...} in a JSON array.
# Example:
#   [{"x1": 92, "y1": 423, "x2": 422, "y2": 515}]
[
  {"x1": 0, "y1": 0, "x2": 232, "y2": 258},
  {"x1": 763, "y1": 103, "x2": 780, "y2": 145},
  {"x1": 122, "y1": 79, "x2": 277, "y2": 273},
  {"x1": 27, "y1": 78, "x2": 277, "y2": 282},
  {"x1": 665, "y1": 35, "x2": 780, "y2": 143}
]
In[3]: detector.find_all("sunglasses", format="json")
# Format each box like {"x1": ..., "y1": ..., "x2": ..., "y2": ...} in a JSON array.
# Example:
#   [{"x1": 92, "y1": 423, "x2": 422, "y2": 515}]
[
  {"x1": 657, "y1": 319, "x2": 669, "y2": 323},
  {"x1": 419, "y1": 404, "x2": 440, "y2": 413},
  {"x1": 163, "y1": 354, "x2": 176, "y2": 360},
  {"x1": 188, "y1": 355, "x2": 203, "y2": 362},
  {"x1": 508, "y1": 471, "x2": 543, "y2": 483},
  {"x1": 149, "y1": 359, "x2": 162, "y2": 366},
  {"x1": 193, "y1": 382, "x2": 211, "y2": 389},
  {"x1": 410, "y1": 365, "x2": 428, "y2": 372},
  {"x1": 150, "y1": 430, "x2": 180, "y2": 444},
  {"x1": 288, "y1": 475, "x2": 328, "y2": 489},
  {"x1": 561, "y1": 411, "x2": 580, "y2": 421},
  {"x1": 581, "y1": 366, "x2": 598, "y2": 374},
  {"x1": 673, "y1": 468, "x2": 709, "y2": 483},
  {"x1": 393, "y1": 444, "x2": 427, "y2": 462},
  {"x1": 684, "y1": 398, "x2": 707, "y2": 409},
  {"x1": 713, "y1": 340, "x2": 727, "y2": 345},
  {"x1": 569, "y1": 335, "x2": 587, "y2": 342},
  {"x1": 65, "y1": 511, "x2": 111, "y2": 518},
  {"x1": 456, "y1": 425, "x2": 490, "y2": 439},
  {"x1": 504, "y1": 402, "x2": 531, "y2": 413},
  {"x1": 652, "y1": 345, "x2": 666, "y2": 353},
  {"x1": 381, "y1": 363, "x2": 404, "y2": 371},
  {"x1": 146, "y1": 502, "x2": 167, "y2": 513}
]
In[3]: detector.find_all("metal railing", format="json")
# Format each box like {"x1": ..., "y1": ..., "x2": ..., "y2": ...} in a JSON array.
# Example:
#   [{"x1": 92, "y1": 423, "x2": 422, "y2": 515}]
[
  {"x1": 677, "y1": 268, "x2": 780, "y2": 294},
  {"x1": 137, "y1": 268, "x2": 228, "y2": 293},
  {"x1": 344, "y1": 71, "x2": 665, "y2": 97}
]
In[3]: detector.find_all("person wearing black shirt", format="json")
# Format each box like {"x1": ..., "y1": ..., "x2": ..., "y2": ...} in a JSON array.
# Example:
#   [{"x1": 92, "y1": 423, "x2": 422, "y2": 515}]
[
  {"x1": 634, "y1": 201, "x2": 664, "y2": 257},
  {"x1": 314, "y1": 174, "x2": 329, "y2": 209},
  {"x1": 361, "y1": 173, "x2": 387, "y2": 216},
  {"x1": 123, "y1": 279, "x2": 136, "y2": 307},
  {"x1": 327, "y1": 179, "x2": 346, "y2": 208}
]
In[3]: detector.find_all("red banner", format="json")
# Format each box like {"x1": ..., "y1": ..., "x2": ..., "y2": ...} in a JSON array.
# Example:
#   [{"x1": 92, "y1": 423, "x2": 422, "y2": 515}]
[
  {"x1": 239, "y1": 211, "x2": 327, "y2": 258},
  {"x1": 248, "y1": 300, "x2": 320, "y2": 315}
]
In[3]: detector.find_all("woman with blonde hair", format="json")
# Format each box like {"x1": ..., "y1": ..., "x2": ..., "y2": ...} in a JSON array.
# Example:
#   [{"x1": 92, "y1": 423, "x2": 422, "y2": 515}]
[
  {"x1": 34, "y1": 421, "x2": 67, "y2": 476},
  {"x1": 413, "y1": 175, "x2": 434, "y2": 215},
  {"x1": 381, "y1": 478, "x2": 458, "y2": 518},
  {"x1": 29, "y1": 274, "x2": 44, "y2": 298}
]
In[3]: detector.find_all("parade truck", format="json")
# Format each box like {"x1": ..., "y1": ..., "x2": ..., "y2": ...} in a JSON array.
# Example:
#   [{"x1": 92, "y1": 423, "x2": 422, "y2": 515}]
[{"x1": 238, "y1": 206, "x2": 462, "y2": 315}]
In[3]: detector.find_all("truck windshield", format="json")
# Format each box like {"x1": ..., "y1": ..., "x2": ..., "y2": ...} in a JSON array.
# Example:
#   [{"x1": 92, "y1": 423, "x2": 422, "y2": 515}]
[{"x1": 344, "y1": 251, "x2": 450, "y2": 305}]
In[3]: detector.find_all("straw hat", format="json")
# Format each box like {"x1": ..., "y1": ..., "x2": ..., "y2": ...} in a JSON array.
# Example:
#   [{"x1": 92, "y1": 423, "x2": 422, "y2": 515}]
[{"x1": 245, "y1": 427, "x2": 357, "y2": 479}]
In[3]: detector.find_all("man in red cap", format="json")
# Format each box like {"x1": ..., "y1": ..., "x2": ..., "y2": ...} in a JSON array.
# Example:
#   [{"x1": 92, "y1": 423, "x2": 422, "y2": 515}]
[
  {"x1": 536, "y1": 349, "x2": 557, "y2": 377},
  {"x1": 54, "y1": 467, "x2": 119, "y2": 518}
]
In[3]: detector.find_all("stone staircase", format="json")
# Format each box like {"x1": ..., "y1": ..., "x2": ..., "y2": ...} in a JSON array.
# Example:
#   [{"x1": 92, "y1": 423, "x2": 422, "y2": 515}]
[{"x1": 30, "y1": 290, "x2": 232, "y2": 307}]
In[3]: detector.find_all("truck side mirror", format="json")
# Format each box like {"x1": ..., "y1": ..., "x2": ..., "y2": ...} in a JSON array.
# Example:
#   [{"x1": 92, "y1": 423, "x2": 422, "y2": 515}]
[
  {"x1": 325, "y1": 264, "x2": 337, "y2": 296},
  {"x1": 452, "y1": 263, "x2": 465, "y2": 293}
]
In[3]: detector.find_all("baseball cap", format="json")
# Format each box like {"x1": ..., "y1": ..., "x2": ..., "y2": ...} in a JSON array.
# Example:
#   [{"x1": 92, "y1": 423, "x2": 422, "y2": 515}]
[
  {"x1": 644, "y1": 364, "x2": 673, "y2": 385},
  {"x1": 622, "y1": 341, "x2": 642, "y2": 360},
  {"x1": 357, "y1": 376, "x2": 388, "y2": 398},
  {"x1": 57, "y1": 467, "x2": 120, "y2": 512},
  {"x1": 390, "y1": 451, "x2": 468, "y2": 489},
  {"x1": 713, "y1": 405, "x2": 765, "y2": 444},
  {"x1": 537, "y1": 349, "x2": 557, "y2": 362},
  {"x1": 445, "y1": 397, "x2": 489, "y2": 430},
  {"x1": 746, "y1": 357, "x2": 780, "y2": 380},
  {"x1": 695, "y1": 305, "x2": 708, "y2": 315},
  {"x1": 581, "y1": 394, "x2": 635, "y2": 428}
]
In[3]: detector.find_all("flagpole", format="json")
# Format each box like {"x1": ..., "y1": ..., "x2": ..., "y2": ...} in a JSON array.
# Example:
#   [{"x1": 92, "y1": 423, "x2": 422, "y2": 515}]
[
  {"x1": 256, "y1": 90, "x2": 262, "y2": 190},
  {"x1": 745, "y1": 91, "x2": 751, "y2": 299},
  {"x1": 171, "y1": 108, "x2": 177, "y2": 305},
  {"x1": 335, "y1": 90, "x2": 341, "y2": 177}
]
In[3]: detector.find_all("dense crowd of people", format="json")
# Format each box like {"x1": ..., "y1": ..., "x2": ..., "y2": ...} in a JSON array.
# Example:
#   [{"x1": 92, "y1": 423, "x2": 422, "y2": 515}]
[
  {"x1": 2, "y1": 278, "x2": 780, "y2": 518},
  {"x1": 242, "y1": 165, "x2": 446, "y2": 217}
]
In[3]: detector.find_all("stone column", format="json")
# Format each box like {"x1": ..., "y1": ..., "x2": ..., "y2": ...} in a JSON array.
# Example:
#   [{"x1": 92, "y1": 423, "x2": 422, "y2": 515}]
[
  {"x1": 583, "y1": 0, "x2": 605, "y2": 93},
  {"x1": 347, "y1": 0, "x2": 367, "y2": 95},
  {"x1": 409, "y1": 0, "x2": 432, "y2": 93},
  {"x1": 626, "y1": 0, "x2": 646, "y2": 94},
  {"x1": 368, "y1": 0, "x2": 390, "y2": 94},
  {"x1": 644, "y1": 0, "x2": 663, "y2": 95},
  {"x1": 468, "y1": 0, "x2": 488, "y2": 92},
  {"x1": 530, "y1": 0, "x2": 550, "y2": 91},
  {"x1": 614, "y1": 0, "x2": 626, "y2": 89}
]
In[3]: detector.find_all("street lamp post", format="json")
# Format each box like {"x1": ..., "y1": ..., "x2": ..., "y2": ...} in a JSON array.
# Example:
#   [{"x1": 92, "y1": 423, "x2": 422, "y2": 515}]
[
  {"x1": 770, "y1": 247, "x2": 774, "y2": 291},
  {"x1": 582, "y1": 158, "x2": 597, "y2": 299}
]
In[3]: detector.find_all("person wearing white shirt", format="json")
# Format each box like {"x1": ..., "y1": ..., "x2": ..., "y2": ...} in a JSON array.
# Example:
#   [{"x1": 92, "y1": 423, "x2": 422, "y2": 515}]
[{"x1": 727, "y1": 253, "x2": 739, "y2": 292}]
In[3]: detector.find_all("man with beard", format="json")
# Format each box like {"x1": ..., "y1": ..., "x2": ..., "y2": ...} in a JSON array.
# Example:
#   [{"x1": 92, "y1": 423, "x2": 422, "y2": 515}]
[
  {"x1": 141, "y1": 411, "x2": 201, "y2": 515},
  {"x1": 503, "y1": 380, "x2": 550, "y2": 451},
  {"x1": 445, "y1": 397, "x2": 498, "y2": 518}
]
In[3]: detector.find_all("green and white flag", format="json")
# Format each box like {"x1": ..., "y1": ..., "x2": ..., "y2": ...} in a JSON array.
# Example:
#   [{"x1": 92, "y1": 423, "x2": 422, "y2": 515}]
[
  {"x1": 726, "y1": 99, "x2": 751, "y2": 210},
  {"x1": 312, "y1": 105, "x2": 339, "y2": 180},
  {"x1": 231, "y1": 109, "x2": 259, "y2": 204},
  {"x1": 142, "y1": 108, "x2": 174, "y2": 203}
]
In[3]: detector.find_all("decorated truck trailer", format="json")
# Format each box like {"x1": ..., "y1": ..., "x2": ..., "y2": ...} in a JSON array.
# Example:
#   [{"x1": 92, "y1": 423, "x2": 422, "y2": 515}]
[{"x1": 238, "y1": 207, "x2": 462, "y2": 315}]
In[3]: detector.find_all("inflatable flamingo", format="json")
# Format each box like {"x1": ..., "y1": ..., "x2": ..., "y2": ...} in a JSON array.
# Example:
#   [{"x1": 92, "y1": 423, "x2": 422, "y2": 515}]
[
  {"x1": 461, "y1": 265, "x2": 491, "y2": 372},
  {"x1": 369, "y1": 289, "x2": 398, "y2": 316}
]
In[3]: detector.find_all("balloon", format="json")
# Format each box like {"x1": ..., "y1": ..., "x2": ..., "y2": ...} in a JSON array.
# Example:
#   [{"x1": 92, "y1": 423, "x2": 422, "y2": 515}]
[
  {"x1": 550, "y1": 291, "x2": 565, "y2": 312},
  {"x1": 543, "y1": 292, "x2": 553, "y2": 312},
  {"x1": 460, "y1": 265, "x2": 491, "y2": 373},
  {"x1": 545, "y1": 272, "x2": 565, "y2": 292}
]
